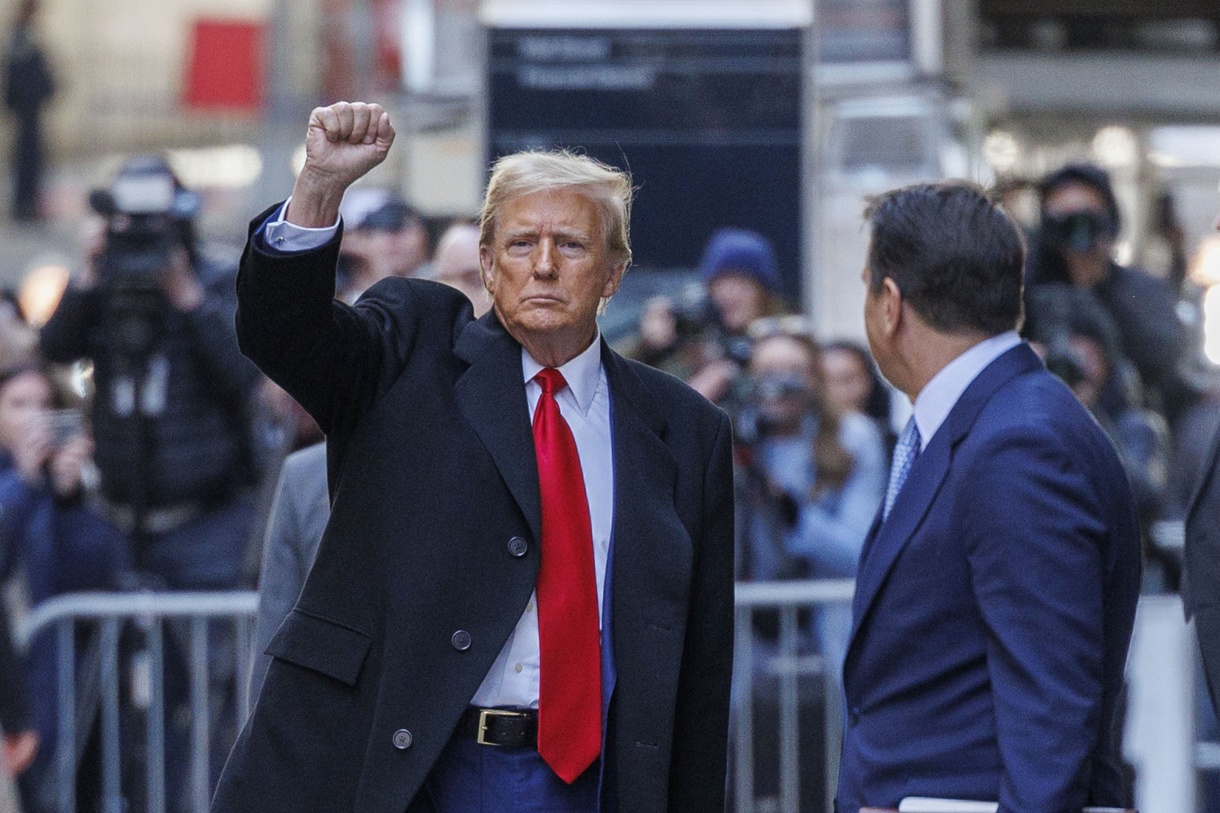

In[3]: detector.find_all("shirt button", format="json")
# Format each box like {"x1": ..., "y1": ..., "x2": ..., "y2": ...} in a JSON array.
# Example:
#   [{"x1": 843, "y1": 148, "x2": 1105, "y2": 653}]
[
  {"x1": 392, "y1": 729, "x2": 413, "y2": 750},
  {"x1": 508, "y1": 536, "x2": 529, "y2": 557},
  {"x1": 526, "y1": 601, "x2": 534, "y2": 613},
  {"x1": 514, "y1": 663, "x2": 523, "y2": 673},
  {"x1": 451, "y1": 630, "x2": 472, "y2": 651}
]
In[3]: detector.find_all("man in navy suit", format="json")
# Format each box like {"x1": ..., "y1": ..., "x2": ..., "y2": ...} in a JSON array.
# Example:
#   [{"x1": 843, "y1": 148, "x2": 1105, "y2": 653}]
[
  {"x1": 837, "y1": 182, "x2": 1141, "y2": 812},
  {"x1": 212, "y1": 102, "x2": 734, "y2": 812}
]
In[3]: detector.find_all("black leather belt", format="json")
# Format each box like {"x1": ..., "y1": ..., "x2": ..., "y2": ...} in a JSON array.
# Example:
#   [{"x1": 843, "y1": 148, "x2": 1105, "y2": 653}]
[{"x1": 457, "y1": 707, "x2": 538, "y2": 748}]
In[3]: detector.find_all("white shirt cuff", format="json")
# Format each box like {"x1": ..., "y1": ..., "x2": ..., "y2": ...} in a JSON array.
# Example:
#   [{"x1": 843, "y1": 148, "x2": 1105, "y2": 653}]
[{"x1": 261, "y1": 197, "x2": 341, "y2": 253}]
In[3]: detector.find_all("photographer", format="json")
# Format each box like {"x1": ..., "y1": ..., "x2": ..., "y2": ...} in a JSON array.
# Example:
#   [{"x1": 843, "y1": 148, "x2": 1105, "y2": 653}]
[
  {"x1": 38, "y1": 156, "x2": 259, "y2": 810},
  {"x1": 0, "y1": 357, "x2": 126, "y2": 812},
  {"x1": 40, "y1": 155, "x2": 258, "y2": 582},
  {"x1": 734, "y1": 321, "x2": 886, "y2": 674},
  {"x1": 729, "y1": 323, "x2": 884, "y2": 809},
  {"x1": 625, "y1": 227, "x2": 789, "y2": 405},
  {"x1": 1024, "y1": 284, "x2": 1174, "y2": 587},
  {"x1": 1027, "y1": 163, "x2": 1193, "y2": 425}
]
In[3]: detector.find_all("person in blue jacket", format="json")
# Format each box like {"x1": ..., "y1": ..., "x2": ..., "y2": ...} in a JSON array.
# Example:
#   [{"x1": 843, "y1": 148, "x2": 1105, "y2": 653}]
[
  {"x1": 0, "y1": 360, "x2": 126, "y2": 812},
  {"x1": 735, "y1": 322, "x2": 886, "y2": 674}
]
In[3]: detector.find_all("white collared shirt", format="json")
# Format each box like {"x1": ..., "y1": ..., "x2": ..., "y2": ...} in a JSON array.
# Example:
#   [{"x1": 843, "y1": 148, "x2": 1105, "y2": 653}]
[
  {"x1": 911, "y1": 331, "x2": 1023, "y2": 451},
  {"x1": 471, "y1": 334, "x2": 614, "y2": 708},
  {"x1": 262, "y1": 204, "x2": 616, "y2": 709},
  {"x1": 261, "y1": 199, "x2": 338, "y2": 251}
]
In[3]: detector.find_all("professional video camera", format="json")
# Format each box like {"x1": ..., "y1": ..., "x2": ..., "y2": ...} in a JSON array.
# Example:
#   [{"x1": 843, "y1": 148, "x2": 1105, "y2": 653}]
[{"x1": 87, "y1": 156, "x2": 199, "y2": 360}]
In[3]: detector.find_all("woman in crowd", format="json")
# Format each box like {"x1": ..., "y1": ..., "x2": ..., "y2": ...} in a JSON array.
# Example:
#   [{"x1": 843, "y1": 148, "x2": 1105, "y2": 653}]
[
  {"x1": 0, "y1": 354, "x2": 126, "y2": 811},
  {"x1": 1024, "y1": 284, "x2": 1174, "y2": 588},
  {"x1": 625, "y1": 228, "x2": 791, "y2": 407},
  {"x1": 735, "y1": 321, "x2": 886, "y2": 674},
  {"x1": 820, "y1": 339, "x2": 896, "y2": 454}
]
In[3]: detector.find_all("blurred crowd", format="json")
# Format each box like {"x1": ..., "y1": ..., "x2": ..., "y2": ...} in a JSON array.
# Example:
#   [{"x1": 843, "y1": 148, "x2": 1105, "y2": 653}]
[
  {"x1": 617, "y1": 160, "x2": 1210, "y2": 667},
  {"x1": 0, "y1": 149, "x2": 1208, "y2": 811}
]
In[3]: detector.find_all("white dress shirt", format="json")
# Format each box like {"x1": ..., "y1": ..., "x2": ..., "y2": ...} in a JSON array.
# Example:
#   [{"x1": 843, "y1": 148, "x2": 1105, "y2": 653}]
[
  {"x1": 911, "y1": 330, "x2": 1022, "y2": 451},
  {"x1": 261, "y1": 208, "x2": 615, "y2": 709},
  {"x1": 471, "y1": 336, "x2": 614, "y2": 708},
  {"x1": 261, "y1": 199, "x2": 338, "y2": 252}
]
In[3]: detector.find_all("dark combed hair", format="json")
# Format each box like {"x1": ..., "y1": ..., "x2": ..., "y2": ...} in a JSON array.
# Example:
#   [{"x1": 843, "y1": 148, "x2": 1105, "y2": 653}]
[{"x1": 864, "y1": 181, "x2": 1026, "y2": 336}]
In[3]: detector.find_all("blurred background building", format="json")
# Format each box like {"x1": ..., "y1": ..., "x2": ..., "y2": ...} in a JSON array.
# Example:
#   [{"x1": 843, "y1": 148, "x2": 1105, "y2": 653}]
[{"x1": 4, "y1": 0, "x2": 1219, "y2": 346}]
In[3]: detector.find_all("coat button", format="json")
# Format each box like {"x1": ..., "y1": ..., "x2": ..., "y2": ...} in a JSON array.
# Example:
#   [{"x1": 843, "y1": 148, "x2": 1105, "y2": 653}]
[
  {"x1": 508, "y1": 536, "x2": 529, "y2": 558},
  {"x1": 392, "y1": 729, "x2": 413, "y2": 750},
  {"x1": 451, "y1": 630, "x2": 472, "y2": 651}
]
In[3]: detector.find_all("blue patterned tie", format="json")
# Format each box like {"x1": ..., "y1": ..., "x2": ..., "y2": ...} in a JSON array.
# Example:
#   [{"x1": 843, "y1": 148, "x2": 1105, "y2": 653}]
[{"x1": 884, "y1": 417, "x2": 921, "y2": 520}]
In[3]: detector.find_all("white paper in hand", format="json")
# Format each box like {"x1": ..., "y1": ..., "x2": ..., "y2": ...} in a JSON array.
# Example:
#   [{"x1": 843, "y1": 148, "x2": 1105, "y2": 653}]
[{"x1": 897, "y1": 799, "x2": 998, "y2": 813}]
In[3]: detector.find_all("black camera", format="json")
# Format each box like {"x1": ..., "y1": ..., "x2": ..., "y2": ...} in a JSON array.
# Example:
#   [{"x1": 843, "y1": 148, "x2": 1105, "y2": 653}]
[
  {"x1": 89, "y1": 156, "x2": 199, "y2": 291},
  {"x1": 669, "y1": 284, "x2": 719, "y2": 340},
  {"x1": 88, "y1": 157, "x2": 200, "y2": 361},
  {"x1": 666, "y1": 285, "x2": 758, "y2": 369},
  {"x1": 1040, "y1": 210, "x2": 1115, "y2": 253}
]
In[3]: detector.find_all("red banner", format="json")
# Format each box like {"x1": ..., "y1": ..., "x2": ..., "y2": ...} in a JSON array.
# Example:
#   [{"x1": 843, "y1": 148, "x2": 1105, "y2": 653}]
[{"x1": 185, "y1": 19, "x2": 264, "y2": 111}]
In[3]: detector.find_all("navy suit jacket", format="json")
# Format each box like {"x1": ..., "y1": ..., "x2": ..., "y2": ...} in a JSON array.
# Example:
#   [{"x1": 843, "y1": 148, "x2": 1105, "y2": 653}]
[
  {"x1": 836, "y1": 343, "x2": 1141, "y2": 813},
  {"x1": 211, "y1": 212, "x2": 736, "y2": 813},
  {"x1": 1185, "y1": 422, "x2": 1220, "y2": 716}
]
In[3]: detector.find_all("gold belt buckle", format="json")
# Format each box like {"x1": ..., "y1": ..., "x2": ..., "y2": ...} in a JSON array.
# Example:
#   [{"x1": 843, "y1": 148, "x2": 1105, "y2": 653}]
[{"x1": 477, "y1": 708, "x2": 526, "y2": 746}]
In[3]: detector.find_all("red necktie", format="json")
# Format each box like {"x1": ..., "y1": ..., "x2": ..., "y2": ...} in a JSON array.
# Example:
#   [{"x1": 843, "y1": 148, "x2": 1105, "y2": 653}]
[{"x1": 532, "y1": 368, "x2": 601, "y2": 783}]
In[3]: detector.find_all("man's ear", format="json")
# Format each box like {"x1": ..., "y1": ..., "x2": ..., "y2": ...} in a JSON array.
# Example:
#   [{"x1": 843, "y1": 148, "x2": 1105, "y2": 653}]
[
  {"x1": 880, "y1": 276, "x2": 904, "y2": 337},
  {"x1": 479, "y1": 244, "x2": 495, "y2": 294},
  {"x1": 601, "y1": 262, "x2": 627, "y2": 300}
]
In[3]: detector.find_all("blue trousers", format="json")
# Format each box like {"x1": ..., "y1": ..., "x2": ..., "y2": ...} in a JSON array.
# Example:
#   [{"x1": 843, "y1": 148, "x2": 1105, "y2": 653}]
[{"x1": 424, "y1": 732, "x2": 599, "y2": 813}]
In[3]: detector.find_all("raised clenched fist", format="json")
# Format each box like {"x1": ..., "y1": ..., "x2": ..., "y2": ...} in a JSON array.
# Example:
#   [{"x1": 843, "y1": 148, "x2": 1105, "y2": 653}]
[{"x1": 286, "y1": 101, "x2": 396, "y2": 228}]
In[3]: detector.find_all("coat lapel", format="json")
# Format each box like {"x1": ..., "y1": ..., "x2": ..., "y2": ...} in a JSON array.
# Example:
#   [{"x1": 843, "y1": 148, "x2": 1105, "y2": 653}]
[
  {"x1": 1188, "y1": 422, "x2": 1220, "y2": 526},
  {"x1": 600, "y1": 345, "x2": 689, "y2": 671},
  {"x1": 846, "y1": 344, "x2": 1044, "y2": 666},
  {"x1": 453, "y1": 313, "x2": 543, "y2": 543},
  {"x1": 601, "y1": 344, "x2": 683, "y2": 606},
  {"x1": 848, "y1": 428, "x2": 952, "y2": 633},
  {"x1": 1183, "y1": 415, "x2": 1220, "y2": 613}
]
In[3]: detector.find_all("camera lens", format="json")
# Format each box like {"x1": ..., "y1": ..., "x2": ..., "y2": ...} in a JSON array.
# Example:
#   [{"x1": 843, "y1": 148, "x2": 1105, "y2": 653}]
[{"x1": 1042, "y1": 211, "x2": 1113, "y2": 253}]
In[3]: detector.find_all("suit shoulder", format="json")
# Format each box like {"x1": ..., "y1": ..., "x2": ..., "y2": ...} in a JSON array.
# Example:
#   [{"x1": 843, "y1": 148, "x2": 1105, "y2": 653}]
[
  {"x1": 357, "y1": 276, "x2": 472, "y2": 314},
  {"x1": 354, "y1": 277, "x2": 476, "y2": 344},
  {"x1": 981, "y1": 368, "x2": 1094, "y2": 432},
  {"x1": 971, "y1": 370, "x2": 1125, "y2": 475},
  {"x1": 620, "y1": 356, "x2": 728, "y2": 427},
  {"x1": 616, "y1": 356, "x2": 733, "y2": 466}
]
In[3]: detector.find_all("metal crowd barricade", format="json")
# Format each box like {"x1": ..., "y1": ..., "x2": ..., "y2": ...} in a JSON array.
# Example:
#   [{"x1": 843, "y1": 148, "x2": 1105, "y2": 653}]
[
  {"x1": 730, "y1": 577, "x2": 1216, "y2": 813},
  {"x1": 18, "y1": 591, "x2": 259, "y2": 813},
  {"x1": 732, "y1": 578, "x2": 856, "y2": 813},
  {"x1": 21, "y1": 577, "x2": 1214, "y2": 813}
]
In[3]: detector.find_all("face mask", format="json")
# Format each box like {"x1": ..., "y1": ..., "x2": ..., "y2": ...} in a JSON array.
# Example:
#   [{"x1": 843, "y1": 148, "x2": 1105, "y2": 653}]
[{"x1": 1041, "y1": 210, "x2": 1115, "y2": 253}]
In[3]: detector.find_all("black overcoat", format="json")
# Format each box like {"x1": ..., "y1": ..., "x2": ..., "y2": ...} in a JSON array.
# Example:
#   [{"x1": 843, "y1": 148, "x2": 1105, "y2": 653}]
[{"x1": 211, "y1": 211, "x2": 736, "y2": 813}]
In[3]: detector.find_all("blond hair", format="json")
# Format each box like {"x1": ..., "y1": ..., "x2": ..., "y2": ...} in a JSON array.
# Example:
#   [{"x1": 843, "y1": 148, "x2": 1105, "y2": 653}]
[{"x1": 479, "y1": 150, "x2": 634, "y2": 271}]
